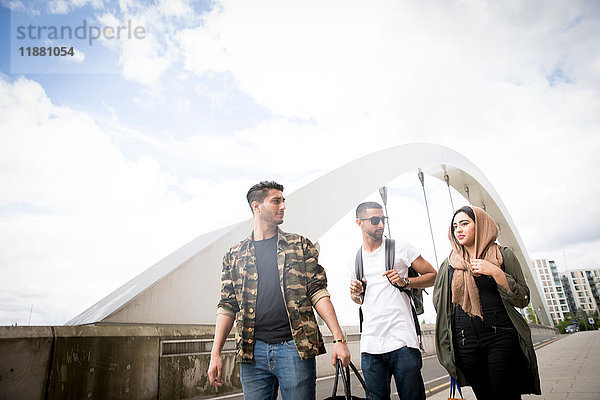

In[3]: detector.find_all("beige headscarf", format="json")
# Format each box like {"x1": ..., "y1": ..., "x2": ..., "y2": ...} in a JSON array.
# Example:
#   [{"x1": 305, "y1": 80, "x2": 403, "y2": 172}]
[{"x1": 449, "y1": 206, "x2": 503, "y2": 319}]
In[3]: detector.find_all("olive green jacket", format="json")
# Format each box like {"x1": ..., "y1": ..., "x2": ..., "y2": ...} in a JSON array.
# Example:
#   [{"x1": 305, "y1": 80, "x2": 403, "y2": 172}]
[
  {"x1": 217, "y1": 229, "x2": 329, "y2": 362},
  {"x1": 433, "y1": 246, "x2": 541, "y2": 395}
]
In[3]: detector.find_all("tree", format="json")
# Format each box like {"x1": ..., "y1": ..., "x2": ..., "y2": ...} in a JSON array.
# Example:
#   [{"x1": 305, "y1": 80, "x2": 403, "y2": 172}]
[
  {"x1": 524, "y1": 303, "x2": 540, "y2": 324},
  {"x1": 555, "y1": 312, "x2": 574, "y2": 334},
  {"x1": 556, "y1": 309, "x2": 599, "y2": 333},
  {"x1": 575, "y1": 308, "x2": 600, "y2": 331}
]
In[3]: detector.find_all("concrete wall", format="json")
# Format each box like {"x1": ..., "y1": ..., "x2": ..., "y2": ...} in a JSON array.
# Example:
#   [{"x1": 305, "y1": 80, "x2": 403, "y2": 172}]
[
  {"x1": 0, "y1": 322, "x2": 559, "y2": 399},
  {"x1": 0, "y1": 325, "x2": 227, "y2": 400},
  {"x1": 46, "y1": 325, "x2": 161, "y2": 399},
  {"x1": 529, "y1": 323, "x2": 560, "y2": 343},
  {"x1": 0, "y1": 326, "x2": 53, "y2": 400}
]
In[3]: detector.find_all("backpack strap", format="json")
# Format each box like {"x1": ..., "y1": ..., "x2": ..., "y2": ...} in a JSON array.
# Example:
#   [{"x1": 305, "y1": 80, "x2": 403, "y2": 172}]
[
  {"x1": 355, "y1": 247, "x2": 364, "y2": 282},
  {"x1": 385, "y1": 238, "x2": 423, "y2": 346},
  {"x1": 385, "y1": 238, "x2": 404, "y2": 291},
  {"x1": 356, "y1": 239, "x2": 422, "y2": 345},
  {"x1": 355, "y1": 247, "x2": 364, "y2": 332},
  {"x1": 385, "y1": 238, "x2": 395, "y2": 271}
]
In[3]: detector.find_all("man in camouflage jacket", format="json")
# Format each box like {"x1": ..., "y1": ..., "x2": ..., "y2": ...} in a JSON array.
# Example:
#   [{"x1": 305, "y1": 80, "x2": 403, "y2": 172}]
[{"x1": 208, "y1": 181, "x2": 350, "y2": 400}]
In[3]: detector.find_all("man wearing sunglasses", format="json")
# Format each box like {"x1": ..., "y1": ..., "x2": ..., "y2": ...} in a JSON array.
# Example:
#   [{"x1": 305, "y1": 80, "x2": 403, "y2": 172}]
[
  {"x1": 208, "y1": 181, "x2": 350, "y2": 400},
  {"x1": 350, "y1": 201, "x2": 436, "y2": 400}
]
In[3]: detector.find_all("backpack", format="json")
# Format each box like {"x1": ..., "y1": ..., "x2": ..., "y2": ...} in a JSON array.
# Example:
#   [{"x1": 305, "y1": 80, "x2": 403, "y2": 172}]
[{"x1": 355, "y1": 239, "x2": 423, "y2": 341}]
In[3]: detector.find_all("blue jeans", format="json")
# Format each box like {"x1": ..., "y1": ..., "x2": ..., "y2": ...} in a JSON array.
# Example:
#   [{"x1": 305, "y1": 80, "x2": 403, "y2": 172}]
[
  {"x1": 361, "y1": 346, "x2": 425, "y2": 400},
  {"x1": 240, "y1": 339, "x2": 316, "y2": 400}
]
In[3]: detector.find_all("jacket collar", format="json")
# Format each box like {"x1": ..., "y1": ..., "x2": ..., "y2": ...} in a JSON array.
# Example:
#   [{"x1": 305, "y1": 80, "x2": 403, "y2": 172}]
[{"x1": 246, "y1": 227, "x2": 289, "y2": 248}]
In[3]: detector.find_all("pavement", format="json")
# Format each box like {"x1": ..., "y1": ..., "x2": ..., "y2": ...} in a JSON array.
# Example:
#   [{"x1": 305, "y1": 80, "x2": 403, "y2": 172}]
[{"x1": 427, "y1": 330, "x2": 600, "y2": 400}]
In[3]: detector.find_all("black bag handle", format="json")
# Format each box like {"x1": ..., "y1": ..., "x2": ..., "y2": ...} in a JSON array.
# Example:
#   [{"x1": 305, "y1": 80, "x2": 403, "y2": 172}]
[
  {"x1": 331, "y1": 360, "x2": 373, "y2": 400},
  {"x1": 331, "y1": 360, "x2": 350, "y2": 399},
  {"x1": 340, "y1": 361, "x2": 351, "y2": 399},
  {"x1": 331, "y1": 359, "x2": 340, "y2": 397},
  {"x1": 348, "y1": 361, "x2": 371, "y2": 399}
]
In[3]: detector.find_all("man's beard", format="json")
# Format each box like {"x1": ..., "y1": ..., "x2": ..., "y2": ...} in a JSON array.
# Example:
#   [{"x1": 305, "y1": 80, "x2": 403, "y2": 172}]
[
  {"x1": 366, "y1": 229, "x2": 383, "y2": 241},
  {"x1": 266, "y1": 213, "x2": 284, "y2": 225}
]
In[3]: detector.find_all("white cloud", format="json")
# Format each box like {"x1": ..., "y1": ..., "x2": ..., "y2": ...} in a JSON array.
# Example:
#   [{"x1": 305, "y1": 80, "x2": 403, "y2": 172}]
[
  {"x1": 95, "y1": 11, "x2": 176, "y2": 86},
  {"x1": 175, "y1": 0, "x2": 600, "y2": 265},
  {"x1": 120, "y1": 33, "x2": 173, "y2": 85},
  {"x1": 2, "y1": 0, "x2": 600, "y2": 326},
  {"x1": 47, "y1": 0, "x2": 104, "y2": 14},
  {"x1": 177, "y1": 0, "x2": 599, "y2": 133},
  {"x1": 65, "y1": 48, "x2": 86, "y2": 63},
  {"x1": 47, "y1": 0, "x2": 70, "y2": 14},
  {"x1": 91, "y1": 1, "x2": 204, "y2": 87},
  {"x1": 0, "y1": 76, "x2": 251, "y2": 325},
  {"x1": 157, "y1": 0, "x2": 194, "y2": 18},
  {"x1": 1, "y1": 0, "x2": 26, "y2": 11}
]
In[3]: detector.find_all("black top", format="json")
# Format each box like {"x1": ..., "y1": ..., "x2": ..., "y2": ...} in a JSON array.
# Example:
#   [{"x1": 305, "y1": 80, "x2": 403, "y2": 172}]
[
  {"x1": 253, "y1": 235, "x2": 293, "y2": 343},
  {"x1": 452, "y1": 265, "x2": 506, "y2": 318}
]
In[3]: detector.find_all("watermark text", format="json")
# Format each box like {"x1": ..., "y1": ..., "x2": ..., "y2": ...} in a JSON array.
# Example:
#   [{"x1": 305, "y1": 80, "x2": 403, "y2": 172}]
[{"x1": 15, "y1": 19, "x2": 146, "y2": 46}]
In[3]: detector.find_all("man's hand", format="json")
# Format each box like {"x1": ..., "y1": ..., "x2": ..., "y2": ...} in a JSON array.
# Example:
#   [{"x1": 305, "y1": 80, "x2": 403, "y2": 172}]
[
  {"x1": 350, "y1": 278, "x2": 366, "y2": 304},
  {"x1": 313, "y1": 296, "x2": 351, "y2": 368},
  {"x1": 350, "y1": 279, "x2": 366, "y2": 296},
  {"x1": 208, "y1": 353, "x2": 224, "y2": 387},
  {"x1": 382, "y1": 269, "x2": 406, "y2": 287},
  {"x1": 208, "y1": 313, "x2": 234, "y2": 387},
  {"x1": 331, "y1": 342, "x2": 351, "y2": 367}
]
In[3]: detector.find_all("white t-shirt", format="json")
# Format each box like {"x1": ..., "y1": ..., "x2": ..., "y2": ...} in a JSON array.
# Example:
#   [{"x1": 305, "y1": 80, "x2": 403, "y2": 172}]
[{"x1": 353, "y1": 239, "x2": 420, "y2": 354}]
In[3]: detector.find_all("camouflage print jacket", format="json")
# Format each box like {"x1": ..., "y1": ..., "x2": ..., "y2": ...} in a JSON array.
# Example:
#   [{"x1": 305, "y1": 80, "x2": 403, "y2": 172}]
[{"x1": 217, "y1": 228, "x2": 329, "y2": 362}]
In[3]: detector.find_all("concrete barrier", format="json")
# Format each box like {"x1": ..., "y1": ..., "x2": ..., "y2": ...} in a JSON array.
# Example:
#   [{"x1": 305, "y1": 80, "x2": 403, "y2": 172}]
[
  {"x1": 0, "y1": 325, "x2": 230, "y2": 400},
  {"x1": 46, "y1": 325, "x2": 161, "y2": 400},
  {"x1": 0, "y1": 326, "x2": 53, "y2": 400},
  {"x1": 0, "y1": 322, "x2": 559, "y2": 399},
  {"x1": 528, "y1": 323, "x2": 560, "y2": 344}
]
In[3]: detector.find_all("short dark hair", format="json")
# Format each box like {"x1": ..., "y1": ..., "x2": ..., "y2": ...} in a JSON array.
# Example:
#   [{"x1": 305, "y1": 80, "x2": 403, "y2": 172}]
[
  {"x1": 356, "y1": 201, "x2": 383, "y2": 218},
  {"x1": 450, "y1": 205, "x2": 476, "y2": 246},
  {"x1": 246, "y1": 181, "x2": 284, "y2": 210}
]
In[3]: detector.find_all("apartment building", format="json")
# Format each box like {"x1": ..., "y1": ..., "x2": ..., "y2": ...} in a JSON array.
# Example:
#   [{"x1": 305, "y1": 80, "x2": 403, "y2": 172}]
[
  {"x1": 561, "y1": 269, "x2": 600, "y2": 315},
  {"x1": 531, "y1": 259, "x2": 570, "y2": 323},
  {"x1": 585, "y1": 269, "x2": 600, "y2": 311}
]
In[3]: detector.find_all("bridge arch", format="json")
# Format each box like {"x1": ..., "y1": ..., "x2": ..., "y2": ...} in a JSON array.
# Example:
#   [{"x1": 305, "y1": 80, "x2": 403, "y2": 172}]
[{"x1": 68, "y1": 143, "x2": 551, "y2": 326}]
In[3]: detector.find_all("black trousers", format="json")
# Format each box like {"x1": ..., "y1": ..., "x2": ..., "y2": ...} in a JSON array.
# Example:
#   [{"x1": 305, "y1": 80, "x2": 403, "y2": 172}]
[{"x1": 453, "y1": 309, "x2": 523, "y2": 400}]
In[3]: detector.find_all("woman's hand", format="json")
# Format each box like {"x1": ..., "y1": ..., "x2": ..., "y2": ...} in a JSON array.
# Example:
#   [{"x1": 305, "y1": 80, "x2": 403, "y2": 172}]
[
  {"x1": 471, "y1": 259, "x2": 500, "y2": 277},
  {"x1": 472, "y1": 259, "x2": 509, "y2": 290}
]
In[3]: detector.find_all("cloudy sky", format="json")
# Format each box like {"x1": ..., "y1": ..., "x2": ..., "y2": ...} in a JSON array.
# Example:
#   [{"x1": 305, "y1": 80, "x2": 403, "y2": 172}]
[{"x1": 0, "y1": 0, "x2": 599, "y2": 326}]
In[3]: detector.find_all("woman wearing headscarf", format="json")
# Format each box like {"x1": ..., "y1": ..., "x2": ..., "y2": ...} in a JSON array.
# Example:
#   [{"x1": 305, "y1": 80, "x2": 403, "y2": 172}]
[{"x1": 433, "y1": 205, "x2": 541, "y2": 400}]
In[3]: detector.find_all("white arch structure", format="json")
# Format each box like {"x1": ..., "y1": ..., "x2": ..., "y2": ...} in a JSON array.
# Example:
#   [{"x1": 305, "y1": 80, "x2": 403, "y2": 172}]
[{"x1": 68, "y1": 143, "x2": 552, "y2": 326}]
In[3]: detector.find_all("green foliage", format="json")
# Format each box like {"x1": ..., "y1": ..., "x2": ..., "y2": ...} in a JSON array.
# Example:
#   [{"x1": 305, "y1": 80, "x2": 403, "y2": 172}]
[
  {"x1": 555, "y1": 309, "x2": 599, "y2": 333},
  {"x1": 524, "y1": 303, "x2": 540, "y2": 324},
  {"x1": 555, "y1": 312, "x2": 574, "y2": 334}
]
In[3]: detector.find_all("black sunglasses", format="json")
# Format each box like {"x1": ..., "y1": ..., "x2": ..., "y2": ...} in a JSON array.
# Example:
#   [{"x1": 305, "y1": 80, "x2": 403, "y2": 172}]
[{"x1": 359, "y1": 216, "x2": 388, "y2": 225}]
